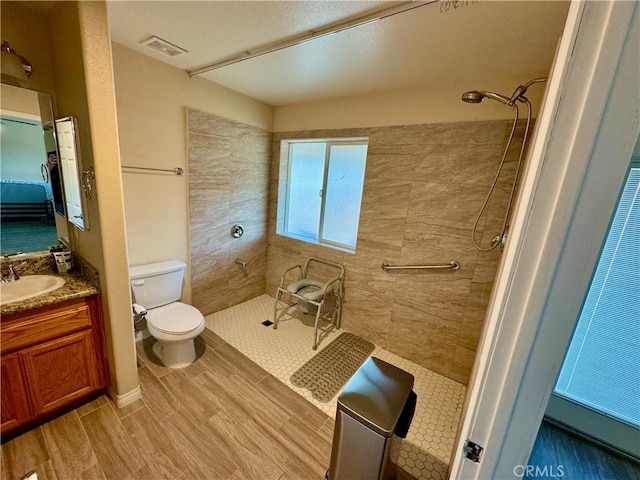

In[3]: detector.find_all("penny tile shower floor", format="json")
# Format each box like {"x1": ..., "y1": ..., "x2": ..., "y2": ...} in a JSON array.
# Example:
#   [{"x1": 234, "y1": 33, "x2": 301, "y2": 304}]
[{"x1": 206, "y1": 294, "x2": 466, "y2": 480}]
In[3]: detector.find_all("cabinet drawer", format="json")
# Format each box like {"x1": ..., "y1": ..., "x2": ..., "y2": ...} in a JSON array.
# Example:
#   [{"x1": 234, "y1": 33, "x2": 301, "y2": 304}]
[{"x1": 1, "y1": 300, "x2": 92, "y2": 353}]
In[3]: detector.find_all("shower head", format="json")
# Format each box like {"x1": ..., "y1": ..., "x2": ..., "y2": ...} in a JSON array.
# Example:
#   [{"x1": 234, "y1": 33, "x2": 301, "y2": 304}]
[
  {"x1": 461, "y1": 91, "x2": 484, "y2": 103},
  {"x1": 461, "y1": 90, "x2": 512, "y2": 106},
  {"x1": 462, "y1": 78, "x2": 548, "y2": 107}
]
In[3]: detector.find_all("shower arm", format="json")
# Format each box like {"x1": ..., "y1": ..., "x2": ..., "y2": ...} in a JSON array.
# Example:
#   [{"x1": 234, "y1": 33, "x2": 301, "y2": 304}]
[
  {"x1": 522, "y1": 77, "x2": 548, "y2": 89},
  {"x1": 508, "y1": 77, "x2": 548, "y2": 104}
]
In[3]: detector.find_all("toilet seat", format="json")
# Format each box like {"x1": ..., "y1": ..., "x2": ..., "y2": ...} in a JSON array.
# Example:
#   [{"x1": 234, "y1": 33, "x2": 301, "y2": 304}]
[{"x1": 147, "y1": 302, "x2": 204, "y2": 335}]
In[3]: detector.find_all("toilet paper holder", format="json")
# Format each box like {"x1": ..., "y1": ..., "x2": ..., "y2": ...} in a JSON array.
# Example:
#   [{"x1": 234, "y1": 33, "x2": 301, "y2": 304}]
[{"x1": 132, "y1": 303, "x2": 147, "y2": 321}]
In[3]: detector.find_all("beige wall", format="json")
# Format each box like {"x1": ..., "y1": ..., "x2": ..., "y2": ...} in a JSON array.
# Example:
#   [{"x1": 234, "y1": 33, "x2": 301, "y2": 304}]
[
  {"x1": 50, "y1": 3, "x2": 100, "y2": 262},
  {"x1": 48, "y1": 1, "x2": 137, "y2": 401},
  {"x1": 77, "y1": 1, "x2": 137, "y2": 401},
  {"x1": 0, "y1": 2, "x2": 55, "y2": 94},
  {"x1": 268, "y1": 121, "x2": 523, "y2": 384},
  {"x1": 111, "y1": 44, "x2": 274, "y2": 302},
  {"x1": 188, "y1": 110, "x2": 271, "y2": 314},
  {"x1": 273, "y1": 76, "x2": 548, "y2": 132}
]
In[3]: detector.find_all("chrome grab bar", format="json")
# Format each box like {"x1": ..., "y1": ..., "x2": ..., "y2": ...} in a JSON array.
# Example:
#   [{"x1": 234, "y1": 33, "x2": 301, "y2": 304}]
[{"x1": 381, "y1": 260, "x2": 460, "y2": 272}]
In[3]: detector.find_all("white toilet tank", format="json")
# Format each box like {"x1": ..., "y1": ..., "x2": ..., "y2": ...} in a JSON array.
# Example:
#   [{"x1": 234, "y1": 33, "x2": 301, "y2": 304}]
[{"x1": 129, "y1": 260, "x2": 186, "y2": 309}]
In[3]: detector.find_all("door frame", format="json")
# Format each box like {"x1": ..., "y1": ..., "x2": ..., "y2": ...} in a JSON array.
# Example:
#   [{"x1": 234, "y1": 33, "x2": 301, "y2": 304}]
[
  {"x1": 547, "y1": 155, "x2": 640, "y2": 459},
  {"x1": 546, "y1": 393, "x2": 640, "y2": 459},
  {"x1": 450, "y1": 1, "x2": 640, "y2": 478}
]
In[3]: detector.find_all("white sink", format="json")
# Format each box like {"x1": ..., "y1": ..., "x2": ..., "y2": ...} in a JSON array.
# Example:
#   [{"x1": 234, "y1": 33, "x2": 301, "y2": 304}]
[{"x1": 0, "y1": 275, "x2": 66, "y2": 305}]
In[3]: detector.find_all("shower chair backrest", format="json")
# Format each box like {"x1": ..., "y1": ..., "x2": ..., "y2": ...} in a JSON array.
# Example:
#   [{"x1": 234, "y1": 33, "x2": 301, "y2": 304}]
[{"x1": 300, "y1": 257, "x2": 345, "y2": 293}]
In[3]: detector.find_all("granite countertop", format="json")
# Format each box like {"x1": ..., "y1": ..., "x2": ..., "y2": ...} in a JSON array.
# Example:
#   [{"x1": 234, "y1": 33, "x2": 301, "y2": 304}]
[{"x1": 1, "y1": 274, "x2": 99, "y2": 316}]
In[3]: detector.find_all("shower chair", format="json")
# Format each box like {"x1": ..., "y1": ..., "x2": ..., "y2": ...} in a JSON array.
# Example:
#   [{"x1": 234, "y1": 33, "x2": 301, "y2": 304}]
[{"x1": 273, "y1": 257, "x2": 345, "y2": 350}]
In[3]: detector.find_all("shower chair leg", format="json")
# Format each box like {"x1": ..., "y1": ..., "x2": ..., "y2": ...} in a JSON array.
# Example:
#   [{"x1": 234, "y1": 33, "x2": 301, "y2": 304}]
[
  {"x1": 312, "y1": 305, "x2": 323, "y2": 351},
  {"x1": 273, "y1": 288, "x2": 282, "y2": 329}
]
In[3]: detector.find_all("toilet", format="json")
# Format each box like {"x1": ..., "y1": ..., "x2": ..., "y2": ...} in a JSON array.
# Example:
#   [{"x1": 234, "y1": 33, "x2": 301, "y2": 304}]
[{"x1": 129, "y1": 260, "x2": 205, "y2": 368}]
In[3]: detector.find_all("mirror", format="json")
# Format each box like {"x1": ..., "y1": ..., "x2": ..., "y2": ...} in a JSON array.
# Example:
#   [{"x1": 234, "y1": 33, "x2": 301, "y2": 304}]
[
  {"x1": 0, "y1": 83, "x2": 66, "y2": 255},
  {"x1": 55, "y1": 117, "x2": 89, "y2": 230}
]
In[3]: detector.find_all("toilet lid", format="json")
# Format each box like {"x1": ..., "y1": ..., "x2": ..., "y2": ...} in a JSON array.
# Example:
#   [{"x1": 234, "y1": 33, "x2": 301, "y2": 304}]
[{"x1": 147, "y1": 302, "x2": 203, "y2": 335}]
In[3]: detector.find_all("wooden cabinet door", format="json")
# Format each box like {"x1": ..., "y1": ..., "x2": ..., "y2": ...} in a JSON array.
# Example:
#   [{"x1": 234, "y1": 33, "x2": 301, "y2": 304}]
[
  {"x1": 21, "y1": 331, "x2": 99, "y2": 417},
  {"x1": 0, "y1": 353, "x2": 32, "y2": 433}
]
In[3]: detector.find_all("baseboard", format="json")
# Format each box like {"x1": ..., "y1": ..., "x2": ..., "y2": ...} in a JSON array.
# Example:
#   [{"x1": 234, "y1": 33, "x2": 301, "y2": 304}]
[{"x1": 112, "y1": 385, "x2": 142, "y2": 408}]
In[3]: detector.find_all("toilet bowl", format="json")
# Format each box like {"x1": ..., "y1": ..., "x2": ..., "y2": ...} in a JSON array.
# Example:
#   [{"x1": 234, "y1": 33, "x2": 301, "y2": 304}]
[
  {"x1": 129, "y1": 260, "x2": 205, "y2": 369},
  {"x1": 146, "y1": 302, "x2": 205, "y2": 368}
]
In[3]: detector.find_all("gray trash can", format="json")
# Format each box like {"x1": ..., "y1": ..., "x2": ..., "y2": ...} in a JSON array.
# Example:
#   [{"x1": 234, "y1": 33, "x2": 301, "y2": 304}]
[{"x1": 327, "y1": 356, "x2": 417, "y2": 480}]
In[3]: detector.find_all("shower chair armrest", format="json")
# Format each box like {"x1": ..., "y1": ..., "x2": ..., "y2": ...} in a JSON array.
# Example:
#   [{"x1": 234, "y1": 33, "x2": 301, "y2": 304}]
[
  {"x1": 321, "y1": 277, "x2": 343, "y2": 296},
  {"x1": 277, "y1": 264, "x2": 303, "y2": 288}
]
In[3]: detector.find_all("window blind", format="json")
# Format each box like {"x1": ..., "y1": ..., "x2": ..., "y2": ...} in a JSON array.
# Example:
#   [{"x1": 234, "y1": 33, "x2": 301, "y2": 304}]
[{"x1": 554, "y1": 166, "x2": 640, "y2": 427}]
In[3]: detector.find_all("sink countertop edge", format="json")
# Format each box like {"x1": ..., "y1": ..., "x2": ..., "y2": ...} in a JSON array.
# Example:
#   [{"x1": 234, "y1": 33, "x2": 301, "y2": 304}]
[{"x1": 1, "y1": 274, "x2": 99, "y2": 316}]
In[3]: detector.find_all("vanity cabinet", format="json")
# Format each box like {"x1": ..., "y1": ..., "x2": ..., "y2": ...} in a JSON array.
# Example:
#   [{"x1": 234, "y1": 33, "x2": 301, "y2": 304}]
[
  {"x1": 0, "y1": 295, "x2": 108, "y2": 436},
  {"x1": 0, "y1": 354, "x2": 32, "y2": 432}
]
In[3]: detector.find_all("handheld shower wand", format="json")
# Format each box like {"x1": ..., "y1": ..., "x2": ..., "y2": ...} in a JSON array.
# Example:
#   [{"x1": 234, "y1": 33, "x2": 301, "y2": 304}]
[
  {"x1": 461, "y1": 77, "x2": 547, "y2": 251},
  {"x1": 461, "y1": 90, "x2": 512, "y2": 105}
]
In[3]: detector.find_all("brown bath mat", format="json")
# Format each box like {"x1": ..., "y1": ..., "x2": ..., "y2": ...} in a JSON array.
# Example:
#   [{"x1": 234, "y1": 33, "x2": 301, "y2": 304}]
[{"x1": 290, "y1": 332, "x2": 375, "y2": 402}]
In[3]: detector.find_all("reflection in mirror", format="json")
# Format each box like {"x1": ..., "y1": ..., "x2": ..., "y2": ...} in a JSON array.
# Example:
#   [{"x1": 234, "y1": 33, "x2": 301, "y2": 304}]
[
  {"x1": 55, "y1": 117, "x2": 88, "y2": 230},
  {"x1": 0, "y1": 83, "x2": 66, "y2": 255}
]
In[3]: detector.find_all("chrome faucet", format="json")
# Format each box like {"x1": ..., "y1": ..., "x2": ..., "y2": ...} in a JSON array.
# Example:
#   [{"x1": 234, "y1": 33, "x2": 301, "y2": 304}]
[
  {"x1": 8, "y1": 263, "x2": 20, "y2": 281},
  {"x1": 1, "y1": 263, "x2": 20, "y2": 282},
  {"x1": 1, "y1": 254, "x2": 25, "y2": 282}
]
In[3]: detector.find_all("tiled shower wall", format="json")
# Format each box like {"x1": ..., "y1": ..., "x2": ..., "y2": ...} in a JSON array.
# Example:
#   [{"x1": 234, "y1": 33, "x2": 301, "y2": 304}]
[
  {"x1": 267, "y1": 121, "x2": 523, "y2": 384},
  {"x1": 188, "y1": 109, "x2": 272, "y2": 314},
  {"x1": 188, "y1": 111, "x2": 522, "y2": 385}
]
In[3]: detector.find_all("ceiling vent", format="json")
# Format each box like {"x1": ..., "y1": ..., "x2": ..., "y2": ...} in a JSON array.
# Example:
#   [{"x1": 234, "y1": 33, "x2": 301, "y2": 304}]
[{"x1": 141, "y1": 36, "x2": 188, "y2": 57}]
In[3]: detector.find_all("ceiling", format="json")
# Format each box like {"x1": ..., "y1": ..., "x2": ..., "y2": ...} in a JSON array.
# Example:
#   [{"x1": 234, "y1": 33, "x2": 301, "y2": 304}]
[{"x1": 107, "y1": 1, "x2": 571, "y2": 107}]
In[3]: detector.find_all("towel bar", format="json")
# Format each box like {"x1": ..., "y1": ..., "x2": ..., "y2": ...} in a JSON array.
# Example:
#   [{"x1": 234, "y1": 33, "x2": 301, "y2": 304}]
[{"x1": 121, "y1": 165, "x2": 184, "y2": 175}]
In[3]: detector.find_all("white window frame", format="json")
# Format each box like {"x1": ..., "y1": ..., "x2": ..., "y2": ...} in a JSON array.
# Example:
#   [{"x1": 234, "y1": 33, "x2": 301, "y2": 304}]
[
  {"x1": 276, "y1": 137, "x2": 368, "y2": 253},
  {"x1": 552, "y1": 160, "x2": 640, "y2": 427}
]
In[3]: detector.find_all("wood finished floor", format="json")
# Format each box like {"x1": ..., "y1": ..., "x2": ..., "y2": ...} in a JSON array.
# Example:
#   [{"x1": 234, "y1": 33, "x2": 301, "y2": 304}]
[
  {"x1": 1, "y1": 328, "x2": 336, "y2": 480},
  {"x1": 526, "y1": 421, "x2": 640, "y2": 480}
]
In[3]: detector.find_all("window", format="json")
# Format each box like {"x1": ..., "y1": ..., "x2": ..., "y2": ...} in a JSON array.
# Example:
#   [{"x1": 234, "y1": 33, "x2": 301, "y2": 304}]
[
  {"x1": 554, "y1": 162, "x2": 640, "y2": 426},
  {"x1": 277, "y1": 138, "x2": 368, "y2": 252}
]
